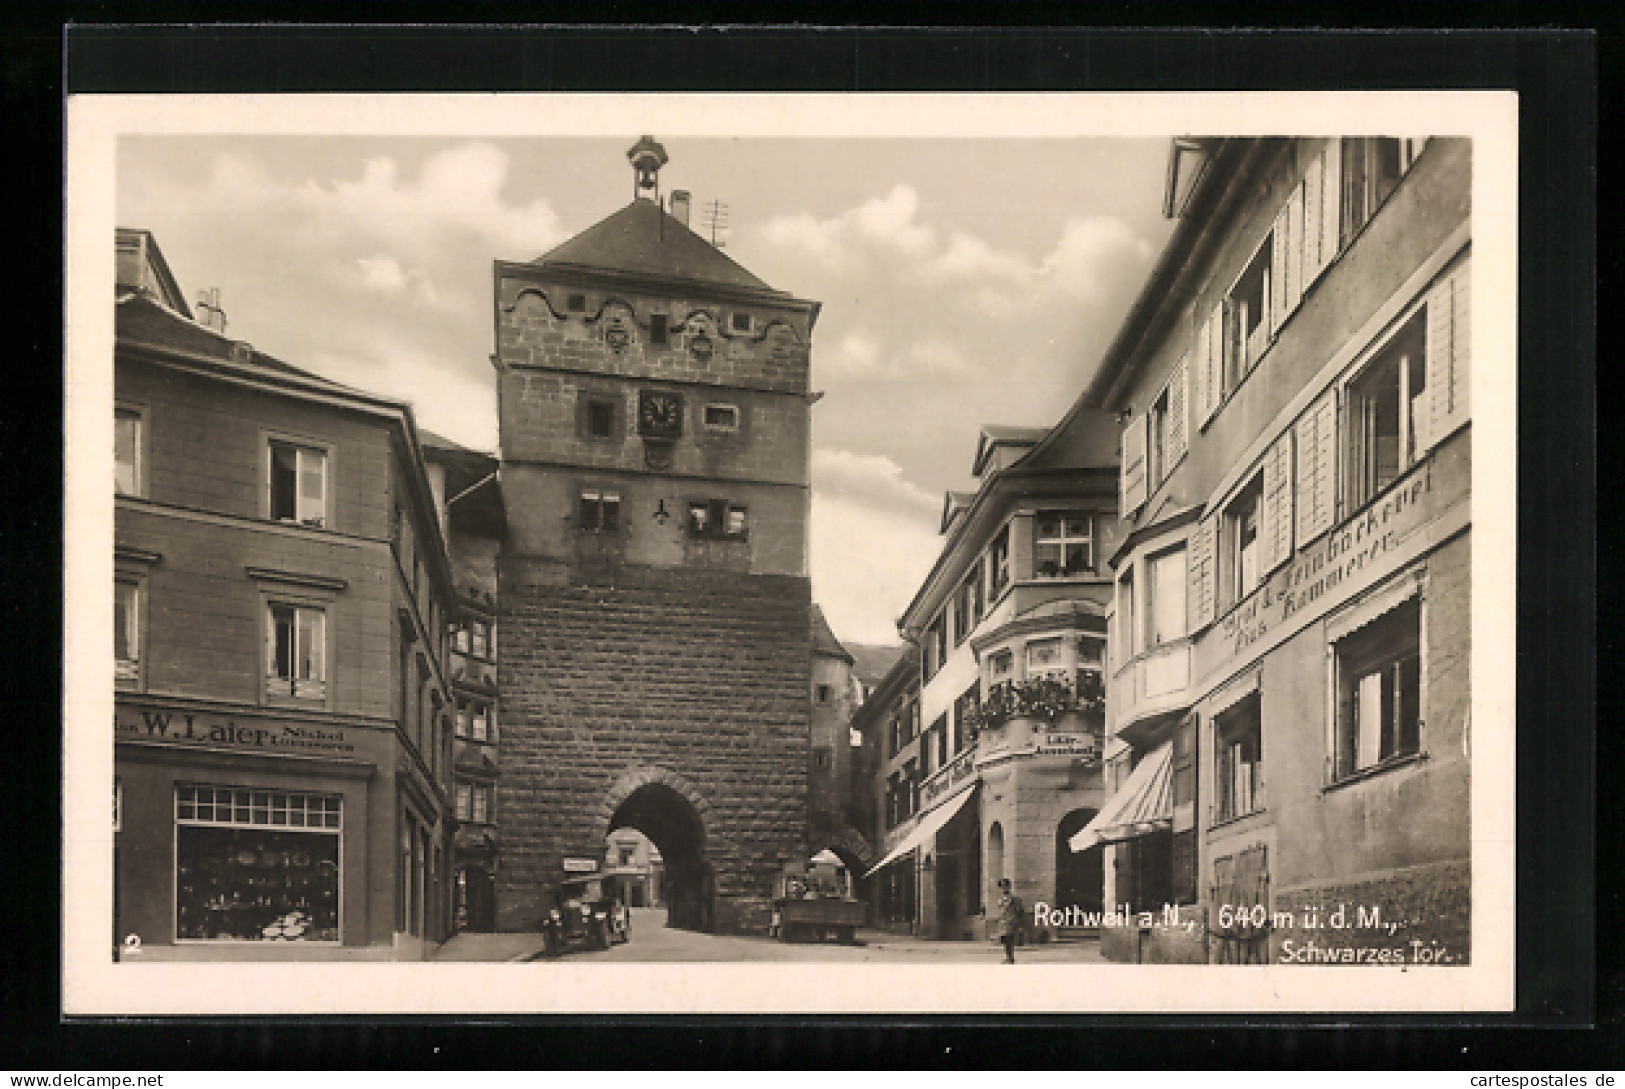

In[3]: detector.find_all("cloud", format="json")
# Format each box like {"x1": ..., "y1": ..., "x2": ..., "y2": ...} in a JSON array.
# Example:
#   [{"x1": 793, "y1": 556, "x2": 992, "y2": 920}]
[
  {"x1": 752, "y1": 186, "x2": 1157, "y2": 402},
  {"x1": 1036, "y1": 215, "x2": 1155, "y2": 303},
  {"x1": 810, "y1": 460, "x2": 945, "y2": 645},
  {"x1": 812, "y1": 448, "x2": 940, "y2": 518},
  {"x1": 305, "y1": 331, "x2": 498, "y2": 452},
  {"x1": 292, "y1": 143, "x2": 565, "y2": 258},
  {"x1": 817, "y1": 330, "x2": 968, "y2": 380},
  {"x1": 928, "y1": 230, "x2": 1031, "y2": 282},
  {"x1": 350, "y1": 255, "x2": 460, "y2": 313}
]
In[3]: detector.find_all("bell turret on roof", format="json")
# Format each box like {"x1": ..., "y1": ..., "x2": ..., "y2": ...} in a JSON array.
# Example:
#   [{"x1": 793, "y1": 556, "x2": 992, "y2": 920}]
[{"x1": 627, "y1": 135, "x2": 669, "y2": 202}]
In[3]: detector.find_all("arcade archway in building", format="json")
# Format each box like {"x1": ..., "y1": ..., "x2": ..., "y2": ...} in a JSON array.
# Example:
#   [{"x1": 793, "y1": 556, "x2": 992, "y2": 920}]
[
  {"x1": 1056, "y1": 808, "x2": 1104, "y2": 915},
  {"x1": 597, "y1": 767, "x2": 714, "y2": 932}
]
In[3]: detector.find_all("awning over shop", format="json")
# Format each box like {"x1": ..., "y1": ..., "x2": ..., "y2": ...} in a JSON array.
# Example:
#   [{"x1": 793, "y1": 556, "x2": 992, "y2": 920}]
[
  {"x1": 864, "y1": 782, "x2": 978, "y2": 878},
  {"x1": 1069, "y1": 740, "x2": 1173, "y2": 852}
]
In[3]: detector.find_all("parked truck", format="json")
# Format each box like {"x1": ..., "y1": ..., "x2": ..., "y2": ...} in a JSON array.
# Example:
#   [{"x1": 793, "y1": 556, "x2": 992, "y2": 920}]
[{"x1": 771, "y1": 850, "x2": 866, "y2": 944}]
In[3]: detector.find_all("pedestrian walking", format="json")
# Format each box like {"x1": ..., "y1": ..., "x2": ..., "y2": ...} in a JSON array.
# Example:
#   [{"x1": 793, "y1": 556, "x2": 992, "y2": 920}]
[{"x1": 995, "y1": 879, "x2": 1023, "y2": 964}]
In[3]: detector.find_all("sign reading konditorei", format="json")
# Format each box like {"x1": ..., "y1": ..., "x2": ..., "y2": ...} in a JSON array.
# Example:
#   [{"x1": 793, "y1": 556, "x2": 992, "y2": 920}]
[
  {"x1": 1195, "y1": 449, "x2": 1469, "y2": 688},
  {"x1": 115, "y1": 706, "x2": 358, "y2": 754}
]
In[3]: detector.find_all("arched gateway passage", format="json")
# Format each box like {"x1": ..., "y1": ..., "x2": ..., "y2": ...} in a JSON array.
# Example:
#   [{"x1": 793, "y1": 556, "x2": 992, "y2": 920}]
[{"x1": 596, "y1": 768, "x2": 714, "y2": 932}]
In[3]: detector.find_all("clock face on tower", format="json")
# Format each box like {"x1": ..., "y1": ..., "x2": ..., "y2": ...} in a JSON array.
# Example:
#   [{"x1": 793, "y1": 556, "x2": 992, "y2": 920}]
[{"x1": 638, "y1": 391, "x2": 683, "y2": 439}]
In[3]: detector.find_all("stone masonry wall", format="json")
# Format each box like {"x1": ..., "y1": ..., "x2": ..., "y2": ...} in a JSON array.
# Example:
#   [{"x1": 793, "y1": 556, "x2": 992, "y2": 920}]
[{"x1": 494, "y1": 557, "x2": 812, "y2": 934}]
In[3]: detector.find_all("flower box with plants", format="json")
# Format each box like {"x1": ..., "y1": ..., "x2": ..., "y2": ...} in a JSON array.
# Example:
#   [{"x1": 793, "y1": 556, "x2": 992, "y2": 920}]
[{"x1": 965, "y1": 669, "x2": 1106, "y2": 736}]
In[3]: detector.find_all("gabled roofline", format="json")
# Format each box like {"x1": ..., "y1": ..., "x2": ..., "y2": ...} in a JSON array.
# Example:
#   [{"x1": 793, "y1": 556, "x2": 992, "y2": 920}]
[
  {"x1": 971, "y1": 430, "x2": 1044, "y2": 478},
  {"x1": 939, "y1": 491, "x2": 975, "y2": 534}
]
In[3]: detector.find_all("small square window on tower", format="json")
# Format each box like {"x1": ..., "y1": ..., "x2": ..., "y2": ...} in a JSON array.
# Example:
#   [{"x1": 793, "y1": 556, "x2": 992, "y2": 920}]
[
  {"x1": 703, "y1": 403, "x2": 740, "y2": 432},
  {"x1": 579, "y1": 489, "x2": 621, "y2": 533},
  {"x1": 586, "y1": 399, "x2": 616, "y2": 439},
  {"x1": 731, "y1": 312, "x2": 752, "y2": 333},
  {"x1": 568, "y1": 293, "x2": 587, "y2": 312}
]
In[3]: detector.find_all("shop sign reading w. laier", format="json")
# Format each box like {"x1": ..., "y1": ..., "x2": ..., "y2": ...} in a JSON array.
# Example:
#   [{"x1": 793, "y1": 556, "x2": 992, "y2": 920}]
[{"x1": 115, "y1": 706, "x2": 357, "y2": 754}]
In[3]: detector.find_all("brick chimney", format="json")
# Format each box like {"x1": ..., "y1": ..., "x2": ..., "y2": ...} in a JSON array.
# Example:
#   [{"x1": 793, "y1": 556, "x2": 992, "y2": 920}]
[
  {"x1": 195, "y1": 287, "x2": 228, "y2": 334},
  {"x1": 670, "y1": 190, "x2": 691, "y2": 227}
]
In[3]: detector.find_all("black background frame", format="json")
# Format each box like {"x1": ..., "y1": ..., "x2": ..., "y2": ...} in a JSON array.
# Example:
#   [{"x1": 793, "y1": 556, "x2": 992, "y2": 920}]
[{"x1": 8, "y1": 16, "x2": 1602, "y2": 1069}]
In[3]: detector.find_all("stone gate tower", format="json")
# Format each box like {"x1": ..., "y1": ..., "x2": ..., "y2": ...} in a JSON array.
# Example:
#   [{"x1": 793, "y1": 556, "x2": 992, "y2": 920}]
[{"x1": 492, "y1": 138, "x2": 821, "y2": 934}]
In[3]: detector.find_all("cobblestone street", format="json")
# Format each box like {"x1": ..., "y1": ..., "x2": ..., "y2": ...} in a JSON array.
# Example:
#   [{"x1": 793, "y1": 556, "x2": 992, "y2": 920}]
[{"x1": 436, "y1": 908, "x2": 1107, "y2": 963}]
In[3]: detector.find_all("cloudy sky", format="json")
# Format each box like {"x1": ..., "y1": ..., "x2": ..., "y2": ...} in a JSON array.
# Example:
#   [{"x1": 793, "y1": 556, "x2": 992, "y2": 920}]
[{"x1": 116, "y1": 134, "x2": 1175, "y2": 645}]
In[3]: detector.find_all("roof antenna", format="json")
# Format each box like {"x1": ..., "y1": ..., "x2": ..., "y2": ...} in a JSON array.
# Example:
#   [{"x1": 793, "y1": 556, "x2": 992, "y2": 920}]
[{"x1": 703, "y1": 199, "x2": 729, "y2": 248}]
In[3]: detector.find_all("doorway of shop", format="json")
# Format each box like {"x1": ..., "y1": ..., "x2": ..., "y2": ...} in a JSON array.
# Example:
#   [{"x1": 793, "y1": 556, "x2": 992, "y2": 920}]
[
  {"x1": 455, "y1": 865, "x2": 496, "y2": 932},
  {"x1": 1056, "y1": 808, "x2": 1104, "y2": 916}
]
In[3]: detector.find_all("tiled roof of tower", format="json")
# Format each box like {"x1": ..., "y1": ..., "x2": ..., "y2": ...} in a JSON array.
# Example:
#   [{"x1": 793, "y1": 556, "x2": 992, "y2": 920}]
[
  {"x1": 534, "y1": 198, "x2": 782, "y2": 294},
  {"x1": 810, "y1": 604, "x2": 854, "y2": 664}
]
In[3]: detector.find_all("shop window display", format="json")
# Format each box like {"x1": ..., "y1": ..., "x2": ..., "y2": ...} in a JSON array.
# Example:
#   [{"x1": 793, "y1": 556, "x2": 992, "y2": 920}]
[{"x1": 174, "y1": 785, "x2": 341, "y2": 942}]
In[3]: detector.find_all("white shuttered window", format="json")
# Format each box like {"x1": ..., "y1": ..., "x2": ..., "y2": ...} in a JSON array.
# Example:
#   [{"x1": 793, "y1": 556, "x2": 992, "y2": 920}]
[
  {"x1": 1294, "y1": 389, "x2": 1338, "y2": 545},
  {"x1": 1187, "y1": 515, "x2": 1218, "y2": 632},
  {"x1": 1260, "y1": 431, "x2": 1295, "y2": 574},
  {"x1": 1121, "y1": 414, "x2": 1149, "y2": 513},
  {"x1": 1167, "y1": 355, "x2": 1190, "y2": 469},
  {"x1": 1425, "y1": 262, "x2": 1471, "y2": 449}
]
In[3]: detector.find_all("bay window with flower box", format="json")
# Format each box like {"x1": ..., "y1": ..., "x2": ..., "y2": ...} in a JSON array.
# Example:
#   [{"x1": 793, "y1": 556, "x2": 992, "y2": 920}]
[{"x1": 1034, "y1": 511, "x2": 1095, "y2": 579}]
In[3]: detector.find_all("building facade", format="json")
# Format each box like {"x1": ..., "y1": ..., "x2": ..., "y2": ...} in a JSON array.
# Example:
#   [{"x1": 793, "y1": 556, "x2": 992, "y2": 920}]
[
  {"x1": 113, "y1": 230, "x2": 458, "y2": 958},
  {"x1": 602, "y1": 827, "x2": 665, "y2": 907},
  {"x1": 491, "y1": 139, "x2": 823, "y2": 935},
  {"x1": 808, "y1": 605, "x2": 874, "y2": 879},
  {"x1": 854, "y1": 652, "x2": 921, "y2": 933},
  {"x1": 1071, "y1": 136, "x2": 1472, "y2": 963},
  {"x1": 866, "y1": 423, "x2": 1122, "y2": 941},
  {"x1": 421, "y1": 433, "x2": 506, "y2": 933}
]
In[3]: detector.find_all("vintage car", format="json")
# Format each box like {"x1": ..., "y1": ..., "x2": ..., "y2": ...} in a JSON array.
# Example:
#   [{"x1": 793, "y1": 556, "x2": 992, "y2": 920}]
[{"x1": 539, "y1": 875, "x2": 630, "y2": 956}]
